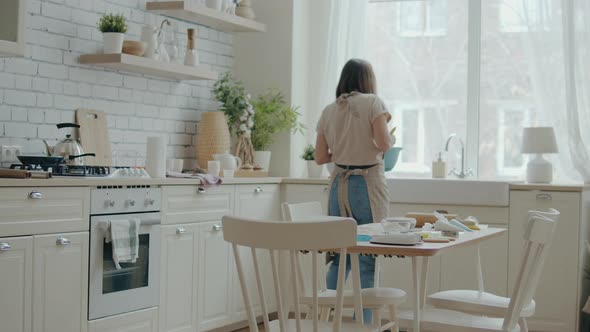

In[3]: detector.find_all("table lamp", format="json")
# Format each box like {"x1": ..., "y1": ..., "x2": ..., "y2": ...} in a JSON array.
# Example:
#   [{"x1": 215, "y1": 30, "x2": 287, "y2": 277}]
[{"x1": 521, "y1": 127, "x2": 559, "y2": 183}]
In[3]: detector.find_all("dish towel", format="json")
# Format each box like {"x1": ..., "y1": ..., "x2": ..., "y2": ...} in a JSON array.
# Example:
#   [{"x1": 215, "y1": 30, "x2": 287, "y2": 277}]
[
  {"x1": 166, "y1": 171, "x2": 222, "y2": 187},
  {"x1": 105, "y1": 219, "x2": 141, "y2": 270}
]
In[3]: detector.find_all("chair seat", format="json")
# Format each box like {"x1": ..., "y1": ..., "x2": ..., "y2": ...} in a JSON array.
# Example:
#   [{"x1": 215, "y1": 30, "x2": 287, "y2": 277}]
[
  {"x1": 300, "y1": 287, "x2": 407, "y2": 307},
  {"x1": 398, "y1": 308, "x2": 521, "y2": 332},
  {"x1": 267, "y1": 319, "x2": 378, "y2": 332},
  {"x1": 428, "y1": 290, "x2": 535, "y2": 318}
]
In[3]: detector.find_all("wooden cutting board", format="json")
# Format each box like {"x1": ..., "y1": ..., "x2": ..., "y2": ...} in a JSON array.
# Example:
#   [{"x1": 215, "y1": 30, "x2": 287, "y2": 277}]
[{"x1": 75, "y1": 109, "x2": 113, "y2": 166}]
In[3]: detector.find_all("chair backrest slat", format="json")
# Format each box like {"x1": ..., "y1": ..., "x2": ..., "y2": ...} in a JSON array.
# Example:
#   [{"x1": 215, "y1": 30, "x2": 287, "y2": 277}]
[
  {"x1": 502, "y1": 213, "x2": 557, "y2": 330},
  {"x1": 269, "y1": 249, "x2": 286, "y2": 332},
  {"x1": 251, "y1": 247, "x2": 270, "y2": 331},
  {"x1": 290, "y1": 250, "x2": 302, "y2": 331},
  {"x1": 312, "y1": 251, "x2": 319, "y2": 332},
  {"x1": 232, "y1": 243, "x2": 259, "y2": 332}
]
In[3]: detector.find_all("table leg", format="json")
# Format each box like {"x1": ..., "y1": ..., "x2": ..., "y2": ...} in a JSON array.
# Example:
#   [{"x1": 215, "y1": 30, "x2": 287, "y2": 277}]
[
  {"x1": 420, "y1": 257, "x2": 430, "y2": 309},
  {"x1": 412, "y1": 257, "x2": 421, "y2": 332},
  {"x1": 350, "y1": 253, "x2": 364, "y2": 325}
]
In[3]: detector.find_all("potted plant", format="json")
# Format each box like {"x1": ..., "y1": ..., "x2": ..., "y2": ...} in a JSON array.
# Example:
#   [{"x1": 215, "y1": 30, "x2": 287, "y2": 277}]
[
  {"x1": 301, "y1": 144, "x2": 324, "y2": 178},
  {"x1": 211, "y1": 72, "x2": 255, "y2": 168},
  {"x1": 98, "y1": 13, "x2": 128, "y2": 54},
  {"x1": 251, "y1": 91, "x2": 304, "y2": 171}
]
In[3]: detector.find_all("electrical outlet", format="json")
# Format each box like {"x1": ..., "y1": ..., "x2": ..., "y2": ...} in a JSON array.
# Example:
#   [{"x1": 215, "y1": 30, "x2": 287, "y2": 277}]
[
  {"x1": 12, "y1": 145, "x2": 22, "y2": 162},
  {"x1": 0, "y1": 145, "x2": 12, "y2": 162}
]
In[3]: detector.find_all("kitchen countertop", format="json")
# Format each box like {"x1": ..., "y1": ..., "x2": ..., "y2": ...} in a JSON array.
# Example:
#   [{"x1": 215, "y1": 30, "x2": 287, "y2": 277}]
[{"x1": 0, "y1": 176, "x2": 585, "y2": 192}]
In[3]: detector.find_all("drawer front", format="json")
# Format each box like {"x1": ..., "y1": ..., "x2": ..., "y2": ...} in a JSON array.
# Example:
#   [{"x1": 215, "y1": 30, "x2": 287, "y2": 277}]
[
  {"x1": 283, "y1": 184, "x2": 330, "y2": 215},
  {"x1": 235, "y1": 184, "x2": 281, "y2": 220},
  {"x1": 162, "y1": 185, "x2": 234, "y2": 225},
  {"x1": 0, "y1": 187, "x2": 90, "y2": 237}
]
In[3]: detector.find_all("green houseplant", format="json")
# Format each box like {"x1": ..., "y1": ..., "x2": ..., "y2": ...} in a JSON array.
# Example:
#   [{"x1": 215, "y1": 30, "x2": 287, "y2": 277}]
[
  {"x1": 98, "y1": 13, "x2": 128, "y2": 53},
  {"x1": 301, "y1": 144, "x2": 324, "y2": 178},
  {"x1": 251, "y1": 91, "x2": 304, "y2": 170}
]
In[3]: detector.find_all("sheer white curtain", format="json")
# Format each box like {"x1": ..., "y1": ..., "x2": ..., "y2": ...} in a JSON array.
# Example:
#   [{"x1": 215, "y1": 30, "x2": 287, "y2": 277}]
[
  {"x1": 522, "y1": 0, "x2": 590, "y2": 182},
  {"x1": 304, "y1": 0, "x2": 368, "y2": 145}
]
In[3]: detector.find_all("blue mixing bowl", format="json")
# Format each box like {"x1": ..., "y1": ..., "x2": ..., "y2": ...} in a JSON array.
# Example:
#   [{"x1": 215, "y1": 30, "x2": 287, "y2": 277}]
[{"x1": 384, "y1": 147, "x2": 402, "y2": 171}]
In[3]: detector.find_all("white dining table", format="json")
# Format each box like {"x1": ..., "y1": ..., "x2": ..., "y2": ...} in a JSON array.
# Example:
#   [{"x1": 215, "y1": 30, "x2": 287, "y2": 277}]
[{"x1": 326, "y1": 224, "x2": 507, "y2": 332}]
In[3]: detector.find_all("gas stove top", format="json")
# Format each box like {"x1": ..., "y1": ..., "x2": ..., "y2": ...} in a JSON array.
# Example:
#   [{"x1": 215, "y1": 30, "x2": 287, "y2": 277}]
[{"x1": 9, "y1": 164, "x2": 150, "y2": 178}]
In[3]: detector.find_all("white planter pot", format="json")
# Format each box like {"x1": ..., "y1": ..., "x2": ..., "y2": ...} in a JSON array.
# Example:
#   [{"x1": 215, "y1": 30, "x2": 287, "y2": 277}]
[
  {"x1": 307, "y1": 161, "x2": 324, "y2": 178},
  {"x1": 103, "y1": 33, "x2": 124, "y2": 54},
  {"x1": 254, "y1": 151, "x2": 271, "y2": 171}
]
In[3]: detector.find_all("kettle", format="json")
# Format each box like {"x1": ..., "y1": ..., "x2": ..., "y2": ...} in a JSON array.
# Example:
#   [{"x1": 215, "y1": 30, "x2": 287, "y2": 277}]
[
  {"x1": 43, "y1": 123, "x2": 95, "y2": 166},
  {"x1": 213, "y1": 152, "x2": 242, "y2": 171}
]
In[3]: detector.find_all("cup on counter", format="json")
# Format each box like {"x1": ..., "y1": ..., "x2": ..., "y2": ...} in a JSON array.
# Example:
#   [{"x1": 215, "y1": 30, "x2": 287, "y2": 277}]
[
  {"x1": 207, "y1": 160, "x2": 220, "y2": 177},
  {"x1": 223, "y1": 169, "x2": 235, "y2": 178}
]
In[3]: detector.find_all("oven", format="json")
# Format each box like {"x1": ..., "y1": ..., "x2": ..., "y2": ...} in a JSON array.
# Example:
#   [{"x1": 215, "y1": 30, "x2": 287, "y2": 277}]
[{"x1": 88, "y1": 187, "x2": 161, "y2": 320}]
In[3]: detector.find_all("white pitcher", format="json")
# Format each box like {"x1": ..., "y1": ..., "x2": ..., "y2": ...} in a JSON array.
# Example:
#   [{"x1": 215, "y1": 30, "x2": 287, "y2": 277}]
[
  {"x1": 141, "y1": 25, "x2": 158, "y2": 60},
  {"x1": 213, "y1": 152, "x2": 242, "y2": 171}
]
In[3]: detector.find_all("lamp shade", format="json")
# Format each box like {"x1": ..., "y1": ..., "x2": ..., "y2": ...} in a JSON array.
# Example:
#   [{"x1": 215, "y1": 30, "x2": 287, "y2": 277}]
[{"x1": 521, "y1": 127, "x2": 559, "y2": 154}]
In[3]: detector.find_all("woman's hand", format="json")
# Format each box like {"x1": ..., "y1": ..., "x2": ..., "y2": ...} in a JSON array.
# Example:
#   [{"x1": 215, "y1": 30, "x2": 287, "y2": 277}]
[
  {"x1": 315, "y1": 133, "x2": 331, "y2": 165},
  {"x1": 373, "y1": 113, "x2": 393, "y2": 153}
]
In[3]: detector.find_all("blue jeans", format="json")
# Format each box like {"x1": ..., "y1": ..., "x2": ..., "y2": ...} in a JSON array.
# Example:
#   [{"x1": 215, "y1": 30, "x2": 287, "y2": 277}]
[{"x1": 325, "y1": 174, "x2": 376, "y2": 324}]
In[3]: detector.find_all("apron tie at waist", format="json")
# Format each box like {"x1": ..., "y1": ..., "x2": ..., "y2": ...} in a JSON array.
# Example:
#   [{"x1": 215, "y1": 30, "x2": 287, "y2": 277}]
[{"x1": 337, "y1": 168, "x2": 369, "y2": 218}]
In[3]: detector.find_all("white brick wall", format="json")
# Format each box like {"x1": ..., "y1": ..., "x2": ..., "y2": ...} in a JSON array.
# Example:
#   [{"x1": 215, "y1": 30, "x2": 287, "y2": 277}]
[{"x1": 1, "y1": 0, "x2": 233, "y2": 168}]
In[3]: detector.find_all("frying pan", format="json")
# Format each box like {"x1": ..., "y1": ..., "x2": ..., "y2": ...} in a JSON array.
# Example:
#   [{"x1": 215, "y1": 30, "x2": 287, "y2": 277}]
[{"x1": 17, "y1": 155, "x2": 65, "y2": 166}]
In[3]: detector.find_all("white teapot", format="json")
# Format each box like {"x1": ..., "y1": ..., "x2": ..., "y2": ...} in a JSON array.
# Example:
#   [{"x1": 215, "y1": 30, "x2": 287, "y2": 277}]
[{"x1": 213, "y1": 152, "x2": 242, "y2": 171}]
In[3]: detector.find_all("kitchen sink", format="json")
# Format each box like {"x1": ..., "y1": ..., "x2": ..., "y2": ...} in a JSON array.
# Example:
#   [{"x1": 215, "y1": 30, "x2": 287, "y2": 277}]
[{"x1": 387, "y1": 178, "x2": 509, "y2": 206}]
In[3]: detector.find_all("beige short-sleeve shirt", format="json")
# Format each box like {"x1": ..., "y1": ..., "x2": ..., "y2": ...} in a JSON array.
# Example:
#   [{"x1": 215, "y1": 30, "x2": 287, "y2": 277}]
[{"x1": 317, "y1": 92, "x2": 391, "y2": 166}]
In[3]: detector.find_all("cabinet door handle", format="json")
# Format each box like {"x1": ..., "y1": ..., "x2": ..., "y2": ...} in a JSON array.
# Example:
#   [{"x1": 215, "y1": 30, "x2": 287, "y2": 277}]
[
  {"x1": 254, "y1": 186, "x2": 263, "y2": 193},
  {"x1": 197, "y1": 187, "x2": 206, "y2": 194},
  {"x1": 56, "y1": 237, "x2": 71, "y2": 246},
  {"x1": 28, "y1": 191, "x2": 43, "y2": 199},
  {"x1": 536, "y1": 193, "x2": 552, "y2": 201},
  {"x1": 0, "y1": 242, "x2": 11, "y2": 251},
  {"x1": 323, "y1": 186, "x2": 329, "y2": 192},
  {"x1": 176, "y1": 226, "x2": 187, "y2": 235},
  {"x1": 212, "y1": 224, "x2": 223, "y2": 231}
]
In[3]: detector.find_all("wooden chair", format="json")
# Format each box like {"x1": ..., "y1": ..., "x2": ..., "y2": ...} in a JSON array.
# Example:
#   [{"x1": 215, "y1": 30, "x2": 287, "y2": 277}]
[
  {"x1": 222, "y1": 215, "x2": 380, "y2": 332},
  {"x1": 427, "y1": 208, "x2": 560, "y2": 332},
  {"x1": 282, "y1": 202, "x2": 406, "y2": 332},
  {"x1": 398, "y1": 212, "x2": 558, "y2": 331}
]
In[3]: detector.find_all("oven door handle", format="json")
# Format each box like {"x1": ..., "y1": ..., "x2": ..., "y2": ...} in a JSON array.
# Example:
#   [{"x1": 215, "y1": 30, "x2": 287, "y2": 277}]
[{"x1": 97, "y1": 219, "x2": 161, "y2": 231}]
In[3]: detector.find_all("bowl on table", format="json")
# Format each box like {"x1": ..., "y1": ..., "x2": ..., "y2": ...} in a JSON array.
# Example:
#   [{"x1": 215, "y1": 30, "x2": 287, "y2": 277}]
[{"x1": 381, "y1": 217, "x2": 417, "y2": 233}]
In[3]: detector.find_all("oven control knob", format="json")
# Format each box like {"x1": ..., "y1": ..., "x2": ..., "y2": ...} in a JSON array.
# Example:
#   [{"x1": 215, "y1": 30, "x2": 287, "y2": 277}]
[
  {"x1": 127, "y1": 199, "x2": 136, "y2": 207},
  {"x1": 105, "y1": 199, "x2": 115, "y2": 208},
  {"x1": 146, "y1": 198, "x2": 155, "y2": 206}
]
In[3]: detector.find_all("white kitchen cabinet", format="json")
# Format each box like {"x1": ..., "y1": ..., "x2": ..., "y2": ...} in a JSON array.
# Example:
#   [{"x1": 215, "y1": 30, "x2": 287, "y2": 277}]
[
  {"x1": 0, "y1": 187, "x2": 90, "y2": 237},
  {"x1": 509, "y1": 190, "x2": 584, "y2": 332},
  {"x1": 88, "y1": 307, "x2": 158, "y2": 332},
  {"x1": 33, "y1": 232, "x2": 88, "y2": 332},
  {"x1": 235, "y1": 184, "x2": 281, "y2": 220},
  {"x1": 0, "y1": 236, "x2": 32, "y2": 332},
  {"x1": 159, "y1": 224, "x2": 199, "y2": 332},
  {"x1": 162, "y1": 185, "x2": 233, "y2": 225},
  {"x1": 0, "y1": 0, "x2": 26, "y2": 57},
  {"x1": 282, "y1": 184, "x2": 330, "y2": 215},
  {"x1": 197, "y1": 221, "x2": 233, "y2": 331}
]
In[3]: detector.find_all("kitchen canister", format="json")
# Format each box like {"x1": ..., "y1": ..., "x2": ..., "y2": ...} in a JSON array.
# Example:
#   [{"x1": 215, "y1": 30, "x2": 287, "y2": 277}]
[
  {"x1": 195, "y1": 112, "x2": 231, "y2": 169},
  {"x1": 145, "y1": 136, "x2": 167, "y2": 178}
]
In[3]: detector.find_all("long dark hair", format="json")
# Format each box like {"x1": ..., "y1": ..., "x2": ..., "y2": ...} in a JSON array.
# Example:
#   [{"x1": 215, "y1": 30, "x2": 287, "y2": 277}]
[{"x1": 335, "y1": 59, "x2": 377, "y2": 98}]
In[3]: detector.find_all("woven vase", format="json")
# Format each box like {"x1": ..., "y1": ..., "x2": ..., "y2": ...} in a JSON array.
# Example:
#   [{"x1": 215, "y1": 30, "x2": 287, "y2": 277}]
[{"x1": 196, "y1": 112, "x2": 231, "y2": 169}]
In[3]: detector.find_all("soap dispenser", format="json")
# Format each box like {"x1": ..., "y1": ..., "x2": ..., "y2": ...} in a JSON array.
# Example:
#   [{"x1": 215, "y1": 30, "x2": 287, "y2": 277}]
[{"x1": 432, "y1": 152, "x2": 446, "y2": 178}]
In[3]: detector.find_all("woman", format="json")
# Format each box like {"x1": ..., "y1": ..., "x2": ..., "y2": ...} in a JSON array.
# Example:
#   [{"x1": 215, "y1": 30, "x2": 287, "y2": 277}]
[{"x1": 315, "y1": 58, "x2": 393, "y2": 323}]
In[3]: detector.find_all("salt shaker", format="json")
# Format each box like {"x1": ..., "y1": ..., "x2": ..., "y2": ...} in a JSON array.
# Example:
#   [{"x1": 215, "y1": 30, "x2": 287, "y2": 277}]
[{"x1": 184, "y1": 28, "x2": 199, "y2": 66}]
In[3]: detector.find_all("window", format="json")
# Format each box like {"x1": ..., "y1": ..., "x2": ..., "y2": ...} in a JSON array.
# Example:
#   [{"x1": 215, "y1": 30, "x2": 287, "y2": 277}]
[
  {"x1": 397, "y1": 0, "x2": 448, "y2": 37},
  {"x1": 495, "y1": 105, "x2": 534, "y2": 177},
  {"x1": 499, "y1": 0, "x2": 554, "y2": 32}
]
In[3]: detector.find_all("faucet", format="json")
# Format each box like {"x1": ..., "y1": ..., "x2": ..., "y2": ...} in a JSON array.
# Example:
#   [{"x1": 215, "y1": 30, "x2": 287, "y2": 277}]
[{"x1": 444, "y1": 134, "x2": 473, "y2": 179}]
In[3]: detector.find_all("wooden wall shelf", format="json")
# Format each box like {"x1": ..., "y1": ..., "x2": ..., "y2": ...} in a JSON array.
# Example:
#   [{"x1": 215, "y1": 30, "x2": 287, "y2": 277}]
[
  {"x1": 146, "y1": 1, "x2": 266, "y2": 33},
  {"x1": 79, "y1": 53, "x2": 218, "y2": 81}
]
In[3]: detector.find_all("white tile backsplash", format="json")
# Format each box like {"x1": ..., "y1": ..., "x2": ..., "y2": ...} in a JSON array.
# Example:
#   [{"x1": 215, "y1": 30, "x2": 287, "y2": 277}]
[{"x1": 1, "y1": 0, "x2": 233, "y2": 167}]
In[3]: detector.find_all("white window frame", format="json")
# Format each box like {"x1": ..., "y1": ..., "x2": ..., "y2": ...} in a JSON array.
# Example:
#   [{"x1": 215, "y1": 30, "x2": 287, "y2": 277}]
[
  {"x1": 495, "y1": 103, "x2": 533, "y2": 177},
  {"x1": 499, "y1": 0, "x2": 553, "y2": 33},
  {"x1": 396, "y1": 0, "x2": 448, "y2": 37}
]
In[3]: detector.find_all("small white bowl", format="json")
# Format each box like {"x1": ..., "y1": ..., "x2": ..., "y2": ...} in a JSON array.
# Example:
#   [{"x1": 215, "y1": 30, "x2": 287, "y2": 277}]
[{"x1": 381, "y1": 217, "x2": 417, "y2": 233}]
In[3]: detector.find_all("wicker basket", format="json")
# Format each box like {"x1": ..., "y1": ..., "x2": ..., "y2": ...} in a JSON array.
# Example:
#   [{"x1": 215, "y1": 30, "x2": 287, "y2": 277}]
[{"x1": 195, "y1": 112, "x2": 231, "y2": 169}]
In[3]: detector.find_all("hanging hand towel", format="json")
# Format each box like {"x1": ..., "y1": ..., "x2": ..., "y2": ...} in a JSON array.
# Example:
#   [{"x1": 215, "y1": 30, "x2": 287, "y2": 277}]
[{"x1": 106, "y1": 219, "x2": 141, "y2": 270}]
